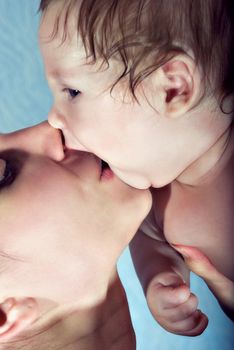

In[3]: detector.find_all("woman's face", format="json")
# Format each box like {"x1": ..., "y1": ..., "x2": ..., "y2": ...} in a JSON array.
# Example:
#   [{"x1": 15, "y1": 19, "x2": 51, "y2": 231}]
[{"x1": 0, "y1": 122, "x2": 151, "y2": 305}]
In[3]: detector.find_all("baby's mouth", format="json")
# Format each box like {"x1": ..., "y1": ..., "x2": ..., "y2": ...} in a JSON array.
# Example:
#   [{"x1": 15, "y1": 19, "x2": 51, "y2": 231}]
[
  {"x1": 101, "y1": 160, "x2": 114, "y2": 179},
  {"x1": 59, "y1": 130, "x2": 66, "y2": 151},
  {"x1": 101, "y1": 160, "x2": 109, "y2": 172}
]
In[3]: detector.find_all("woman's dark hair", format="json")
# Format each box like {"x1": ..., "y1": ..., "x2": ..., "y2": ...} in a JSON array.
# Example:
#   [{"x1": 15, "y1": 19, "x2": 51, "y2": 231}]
[{"x1": 39, "y1": 0, "x2": 234, "y2": 105}]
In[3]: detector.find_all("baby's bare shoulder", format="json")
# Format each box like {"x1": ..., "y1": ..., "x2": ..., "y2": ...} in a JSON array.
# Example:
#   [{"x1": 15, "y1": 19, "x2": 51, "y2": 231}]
[{"x1": 152, "y1": 140, "x2": 234, "y2": 279}]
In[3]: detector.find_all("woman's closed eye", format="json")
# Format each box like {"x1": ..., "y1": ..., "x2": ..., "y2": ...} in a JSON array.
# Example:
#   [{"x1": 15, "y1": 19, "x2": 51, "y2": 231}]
[
  {"x1": 0, "y1": 160, "x2": 16, "y2": 189},
  {"x1": 0, "y1": 151, "x2": 28, "y2": 190}
]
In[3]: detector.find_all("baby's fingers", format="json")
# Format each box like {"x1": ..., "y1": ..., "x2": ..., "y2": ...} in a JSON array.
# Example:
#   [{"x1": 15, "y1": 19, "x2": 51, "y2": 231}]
[
  {"x1": 147, "y1": 279, "x2": 208, "y2": 336},
  {"x1": 162, "y1": 310, "x2": 208, "y2": 336},
  {"x1": 160, "y1": 293, "x2": 199, "y2": 322},
  {"x1": 148, "y1": 282, "x2": 191, "y2": 312}
]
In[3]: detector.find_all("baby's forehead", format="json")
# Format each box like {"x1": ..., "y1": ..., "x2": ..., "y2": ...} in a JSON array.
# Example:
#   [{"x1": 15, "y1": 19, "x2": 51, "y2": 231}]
[{"x1": 39, "y1": 0, "x2": 80, "y2": 45}]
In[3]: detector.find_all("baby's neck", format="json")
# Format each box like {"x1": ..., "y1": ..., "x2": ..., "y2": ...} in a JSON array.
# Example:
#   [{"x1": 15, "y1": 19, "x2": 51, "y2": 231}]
[{"x1": 176, "y1": 122, "x2": 233, "y2": 186}]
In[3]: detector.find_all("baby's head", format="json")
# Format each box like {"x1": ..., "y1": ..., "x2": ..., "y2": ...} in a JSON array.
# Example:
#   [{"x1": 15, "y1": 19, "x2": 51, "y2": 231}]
[
  {"x1": 39, "y1": 0, "x2": 233, "y2": 188},
  {"x1": 39, "y1": 0, "x2": 233, "y2": 99}
]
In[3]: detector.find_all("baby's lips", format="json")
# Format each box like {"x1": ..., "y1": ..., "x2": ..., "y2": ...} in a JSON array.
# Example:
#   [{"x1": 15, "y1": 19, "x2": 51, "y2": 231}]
[
  {"x1": 63, "y1": 130, "x2": 88, "y2": 152},
  {"x1": 100, "y1": 161, "x2": 114, "y2": 180}
]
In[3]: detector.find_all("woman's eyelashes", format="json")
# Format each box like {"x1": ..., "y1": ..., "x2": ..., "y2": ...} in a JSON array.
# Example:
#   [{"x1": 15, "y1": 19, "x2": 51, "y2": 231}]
[
  {"x1": 0, "y1": 160, "x2": 16, "y2": 189},
  {"x1": 0, "y1": 159, "x2": 6, "y2": 179},
  {"x1": 0, "y1": 151, "x2": 27, "y2": 189}
]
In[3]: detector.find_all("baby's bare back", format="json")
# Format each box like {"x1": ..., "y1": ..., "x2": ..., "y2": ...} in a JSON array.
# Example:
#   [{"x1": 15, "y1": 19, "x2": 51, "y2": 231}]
[{"x1": 153, "y1": 133, "x2": 234, "y2": 281}]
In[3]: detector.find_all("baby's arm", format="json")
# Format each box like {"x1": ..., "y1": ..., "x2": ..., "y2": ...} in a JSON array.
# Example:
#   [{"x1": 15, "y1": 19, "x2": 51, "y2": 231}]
[{"x1": 130, "y1": 214, "x2": 208, "y2": 336}]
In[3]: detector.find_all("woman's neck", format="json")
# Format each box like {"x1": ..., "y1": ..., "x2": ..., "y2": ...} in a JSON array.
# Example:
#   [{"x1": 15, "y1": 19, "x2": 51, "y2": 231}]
[
  {"x1": 17, "y1": 302, "x2": 102, "y2": 349},
  {"x1": 11, "y1": 274, "x2": 135, "y2": 349}
]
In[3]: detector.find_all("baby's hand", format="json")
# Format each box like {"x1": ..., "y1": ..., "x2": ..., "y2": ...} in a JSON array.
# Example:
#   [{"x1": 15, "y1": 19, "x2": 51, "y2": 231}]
[
  {"x1": 172, "y1": 245, "x2": 234, "y2": 320},
  {"x1": 146, "y1": 271, "x2": 208, "y2": 336}
]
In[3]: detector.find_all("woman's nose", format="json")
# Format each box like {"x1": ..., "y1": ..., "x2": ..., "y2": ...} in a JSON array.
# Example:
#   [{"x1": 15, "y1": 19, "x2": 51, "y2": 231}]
[{"x1": 1, "y1": 121, "x2": 65, "y2": 161}]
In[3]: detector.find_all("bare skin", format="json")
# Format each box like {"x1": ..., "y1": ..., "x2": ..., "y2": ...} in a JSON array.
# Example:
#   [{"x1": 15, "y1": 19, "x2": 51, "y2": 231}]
[
  {"x1": 0, "y1": 122, "x2": 151, "y2": 348},
  {"x1": 39, "y1": 0, "x2": 234, "y2": 336},
  {"x1": 0, "y1": 273, "x2": 135, "y2": 350},
  {"x1": 131, "y1": 125, "x2": 234, "y2": 334}
]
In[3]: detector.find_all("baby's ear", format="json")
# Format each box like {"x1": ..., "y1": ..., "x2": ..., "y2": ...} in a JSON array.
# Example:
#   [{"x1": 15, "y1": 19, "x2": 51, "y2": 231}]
[
  {"x1": 0, "y1": 297, "x2": 38, "y2": 341},
  {"x1": 158, "y1": 55, "x2": 202, "y2": 117}
]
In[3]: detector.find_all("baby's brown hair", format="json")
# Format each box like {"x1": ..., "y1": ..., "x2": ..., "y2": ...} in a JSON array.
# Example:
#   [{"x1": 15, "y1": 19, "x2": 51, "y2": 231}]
[{"x1": 39, "y1": 0, "x2": 233, "y2": 105}]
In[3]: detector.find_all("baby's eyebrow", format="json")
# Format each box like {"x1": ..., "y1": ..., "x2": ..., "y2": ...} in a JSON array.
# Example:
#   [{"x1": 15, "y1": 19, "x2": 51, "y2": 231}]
[
  {"x1": 50, "y1": 68, "x2": 79, "y2": 84},
  {"x1": 49, "y1": 56, "x2": 94, "y2": 80}
]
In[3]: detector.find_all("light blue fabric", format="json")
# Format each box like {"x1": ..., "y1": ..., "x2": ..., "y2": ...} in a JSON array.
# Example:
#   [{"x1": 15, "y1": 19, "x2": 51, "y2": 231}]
[{"x1": 0, "y1": 1, "x2": 233, "y2": 349}]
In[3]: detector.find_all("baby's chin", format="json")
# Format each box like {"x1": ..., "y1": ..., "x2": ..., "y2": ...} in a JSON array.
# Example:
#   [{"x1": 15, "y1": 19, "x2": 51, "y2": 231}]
[{"x1": 110, "y1": 166, "x2": 151, "y2": 190}]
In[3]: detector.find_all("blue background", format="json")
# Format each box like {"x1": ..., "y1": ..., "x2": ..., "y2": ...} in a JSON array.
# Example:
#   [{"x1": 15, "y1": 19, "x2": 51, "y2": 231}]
[{"x1": 0, "y1": 1, "x2": 233, "y2": 349}]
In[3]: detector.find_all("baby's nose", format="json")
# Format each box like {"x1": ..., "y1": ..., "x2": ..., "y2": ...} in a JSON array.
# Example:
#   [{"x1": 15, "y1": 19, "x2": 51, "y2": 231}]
[
  {"x1": 1, "y1": 121, "x2": 65, "y2": 161},
  {"x1": 48, "y1": 106, "x2": 65, "y2": 130}
]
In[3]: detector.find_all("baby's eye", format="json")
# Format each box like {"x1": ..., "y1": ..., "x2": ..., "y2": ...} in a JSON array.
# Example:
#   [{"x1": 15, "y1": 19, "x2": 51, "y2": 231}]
[
  {"x1": 0, "y1": 160, "x2": 16, "y2": 189},
  {"x1": 67, "y1": 89, "x2": 81, "y2": 99}
]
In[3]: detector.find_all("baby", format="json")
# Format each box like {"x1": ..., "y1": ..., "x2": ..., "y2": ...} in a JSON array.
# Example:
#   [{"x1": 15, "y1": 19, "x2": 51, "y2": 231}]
[{"x1": 39, "y1": 0, "x2": 234, "y2": 336}]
